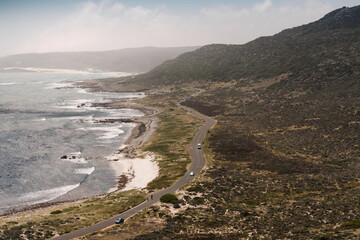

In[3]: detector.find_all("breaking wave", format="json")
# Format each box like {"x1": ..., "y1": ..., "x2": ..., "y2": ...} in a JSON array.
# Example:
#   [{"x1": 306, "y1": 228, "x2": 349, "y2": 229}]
[{"x1": 1, "y1": 183, "x2": 81, "y2": 210}]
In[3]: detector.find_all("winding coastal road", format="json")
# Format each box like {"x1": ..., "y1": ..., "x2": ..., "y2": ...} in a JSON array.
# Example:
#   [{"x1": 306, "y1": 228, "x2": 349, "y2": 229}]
[{"x1": 52, "y1": 97, "x2": 216, "y2": 240}]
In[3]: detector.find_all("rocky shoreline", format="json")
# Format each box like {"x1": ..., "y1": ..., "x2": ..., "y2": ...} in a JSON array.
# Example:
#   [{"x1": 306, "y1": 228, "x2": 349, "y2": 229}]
[
  {"x1": 1, "y1": 90, "x2": 159, "y2": 217},
  {"x1": 91, "y1": 100, "x2": 159, "y2": 158}
]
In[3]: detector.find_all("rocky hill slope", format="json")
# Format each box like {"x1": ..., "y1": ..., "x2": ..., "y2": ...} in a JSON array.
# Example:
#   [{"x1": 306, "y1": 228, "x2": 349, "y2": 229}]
[
  {"x1": 134, "y1": 6, "x2": 359, "y2": 86},
  {"x1": 127, "y1": 6, "x2": 360, "y2": 239}
]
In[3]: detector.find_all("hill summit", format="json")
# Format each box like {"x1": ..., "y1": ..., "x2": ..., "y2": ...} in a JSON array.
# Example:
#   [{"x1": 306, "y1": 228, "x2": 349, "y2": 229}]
[{"x1": 318, "y1": 5, "x2": 360, "y2": 29}]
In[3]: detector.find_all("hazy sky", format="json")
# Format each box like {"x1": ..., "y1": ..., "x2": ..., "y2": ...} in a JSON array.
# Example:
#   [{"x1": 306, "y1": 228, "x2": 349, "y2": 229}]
[{"x1": 0, "y1": 0, "x2": 358, "y2": 57}]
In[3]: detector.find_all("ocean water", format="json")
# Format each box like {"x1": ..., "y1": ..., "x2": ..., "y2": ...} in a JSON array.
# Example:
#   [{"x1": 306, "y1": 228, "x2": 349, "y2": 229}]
[{"x1": 0, "y1": 69, "x2": 144, "y2": 213}]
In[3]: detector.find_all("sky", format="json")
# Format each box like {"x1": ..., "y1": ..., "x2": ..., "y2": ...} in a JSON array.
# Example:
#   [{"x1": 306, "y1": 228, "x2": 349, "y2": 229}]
[{"x1": 0, "y1": 0, "x2": 359, "y2": 57}]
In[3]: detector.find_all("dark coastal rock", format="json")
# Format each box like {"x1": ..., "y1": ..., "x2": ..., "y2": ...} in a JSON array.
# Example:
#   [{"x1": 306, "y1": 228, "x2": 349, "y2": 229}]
[
  {"x1": 117, "y1": 174, "x2": 128, "y2": 190},
  {"x1": 77, "y1": 103, "x2": 86, "y2": 108},
  {"x1": 60, "y1": 155, "x2": 67, "y2": 159},
  {"x1": 135, "y1": 123, "x2": 146, "y2": 139},
  {"x1": 94, "y1": 118, "x2": 136, "y2": 123}
]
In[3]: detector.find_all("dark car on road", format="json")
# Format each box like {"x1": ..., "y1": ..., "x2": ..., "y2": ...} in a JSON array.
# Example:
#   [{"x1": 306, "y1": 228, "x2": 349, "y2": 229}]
[{"x1": 115, "y1": 218, "x2": 124, "y2": 224}]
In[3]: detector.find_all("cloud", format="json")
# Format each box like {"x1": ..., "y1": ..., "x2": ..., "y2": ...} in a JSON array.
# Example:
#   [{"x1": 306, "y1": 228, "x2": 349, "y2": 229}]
[
  {"x1": 9, "y1": 0, "x2": 342, "y2": 55},
  {"x1": 255, "y1": 0, "x2": 273, "y2": 12},
  {"x1": 196, "y1": 0, "x2": 334, "y2": 42}
]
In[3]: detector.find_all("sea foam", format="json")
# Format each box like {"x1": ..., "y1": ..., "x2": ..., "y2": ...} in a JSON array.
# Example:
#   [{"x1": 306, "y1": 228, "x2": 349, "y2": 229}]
[
  {"x1": 0, "y1": 82, "x2": 16, "y2": 85},
  {"x1": 75, "y1": 167, "x2": 95, "y2": 175},
  {"x1": 63, "y1": 157, "x2": 88, "y2": 164},
  {"x1": 86, "y1": 126, "x2": 125, "y2": 139},
  {"x1": 1, "y1": 183, "x2": 81, "y2": 209}
]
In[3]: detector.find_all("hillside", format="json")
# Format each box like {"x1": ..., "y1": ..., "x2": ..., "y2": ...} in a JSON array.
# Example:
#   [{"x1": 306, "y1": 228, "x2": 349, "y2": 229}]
[
  {"x1": 34, "y1": 5, "x2": 360, "y2": 239},
  {"x1": 0, "y1": 46, "x2": 199, "y2": 73},
  {"x1": 121, "y1": 6, "x2": 360, "y2": 239},
  {"x1": 134, "y1": 6, "x2": 359, "y2": 86}
]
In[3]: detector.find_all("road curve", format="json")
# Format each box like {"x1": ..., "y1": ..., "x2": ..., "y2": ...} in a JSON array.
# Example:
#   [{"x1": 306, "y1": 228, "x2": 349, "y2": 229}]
[{"x1": 52, "y1": 99, "x2": 216, "y2": 240}]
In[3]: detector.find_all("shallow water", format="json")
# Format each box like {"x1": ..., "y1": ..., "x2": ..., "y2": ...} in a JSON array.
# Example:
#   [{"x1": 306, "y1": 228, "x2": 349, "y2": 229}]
[{"x1": 0, "y1": 69, "x2": 143, "y2": 213}]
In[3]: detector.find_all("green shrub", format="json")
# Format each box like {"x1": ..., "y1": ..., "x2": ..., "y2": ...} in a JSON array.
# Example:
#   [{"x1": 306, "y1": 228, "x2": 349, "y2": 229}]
[
  {"x1": 313, "y1": 235, "x2": 329, "y2": 240},
  {"x1": 244, "y1": 199, "x2": 257, "y2": 205},
  {"x1": 50, "y1": 210, "x2": 63, "y2": 215},
  {"x1": 203, "y1": 220, "x2": 223, "y2": 228},
  {"x1": 187, "y1": 185, "x2": 205, "y2": 192},
  {"x1": 340, "y1": 220, "x2": 360, "y2": 229},
  {"x1": 160, "y1": 194, "x2": 179, "y2": 204},
  {"x1": 6, "y1": 221, "x2": 18, "y2": 225},
  {"x1": 191, "y1": 197, "x2": 205, "y2": 205}
]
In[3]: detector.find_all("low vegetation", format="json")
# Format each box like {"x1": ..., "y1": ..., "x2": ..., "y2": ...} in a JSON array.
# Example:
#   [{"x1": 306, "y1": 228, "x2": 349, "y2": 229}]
[
  {"x1": 82, "y1": 206, "x2": 169, "y2": 240},
  {"x1": 0, "y1": 190, "x2": 145, "y2": 240},
  {"x1": 137, "y1": 90, "x2": 204, "y2": 190},
  {"x1": 0, "y1": 88, "x2": 204, "y2": 239},
  {"x1": 160, "y1": 194, "x2": 179, "y2": 204}
]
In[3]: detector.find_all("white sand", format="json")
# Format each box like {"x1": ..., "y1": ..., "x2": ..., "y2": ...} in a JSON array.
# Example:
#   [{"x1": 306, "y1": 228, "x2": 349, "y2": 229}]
[
  {"x1": 106, "y1": 151, "x2": 159, "y2": 192},
  {"x1": 105, "y1": 104, "x2": 160, "y2": 193}
]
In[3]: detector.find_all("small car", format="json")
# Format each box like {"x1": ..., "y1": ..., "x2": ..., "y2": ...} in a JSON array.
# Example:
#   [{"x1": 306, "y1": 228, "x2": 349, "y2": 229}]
[
  {"x1": 190, "y1": 171, "x2": 195, "y2": 176},
  {"x1": 197, "y1": 143, "x2": 201, "y2": 149},
  {"x1": 115, "y1": 217, "x2": 124, "y2": 224}
]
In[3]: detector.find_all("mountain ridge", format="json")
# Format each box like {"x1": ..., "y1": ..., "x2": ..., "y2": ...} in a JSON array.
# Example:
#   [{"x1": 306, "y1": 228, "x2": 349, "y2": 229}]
[
  {"x1": 130, "y1": 5, "x2": 359, "y2": 86},
  {"x1": 0, "y1": 46, "x2": 200, "y2": 73}
]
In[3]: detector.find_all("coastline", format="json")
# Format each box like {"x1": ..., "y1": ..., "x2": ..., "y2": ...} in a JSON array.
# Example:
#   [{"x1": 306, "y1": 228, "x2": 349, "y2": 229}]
[
  {"x1": 97, "y1": 100, "x2": 160, "y2": 192},
  {"x1": 1, "y1": 88, "x2": 159, "y2": 217}
]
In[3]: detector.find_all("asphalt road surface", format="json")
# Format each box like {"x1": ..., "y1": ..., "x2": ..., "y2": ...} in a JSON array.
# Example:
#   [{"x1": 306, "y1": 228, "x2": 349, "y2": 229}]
[{"x1": 52, "y1": 99, "x2": 216, "y2": 240}]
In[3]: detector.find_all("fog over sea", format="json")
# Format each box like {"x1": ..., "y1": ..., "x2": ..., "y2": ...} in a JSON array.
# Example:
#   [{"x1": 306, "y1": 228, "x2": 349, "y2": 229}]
[{"x1": 0, "y1": 68, "x2": 144, "y2": 214}]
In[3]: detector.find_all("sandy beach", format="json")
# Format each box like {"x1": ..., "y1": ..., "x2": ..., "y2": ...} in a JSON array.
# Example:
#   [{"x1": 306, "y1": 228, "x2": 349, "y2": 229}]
[
  {"x1": 92, "y1": 99, "x2": 160, "y2": 191},
  {"x1": 107, "y1": 152, "x2": 159, "y2": 192}
]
